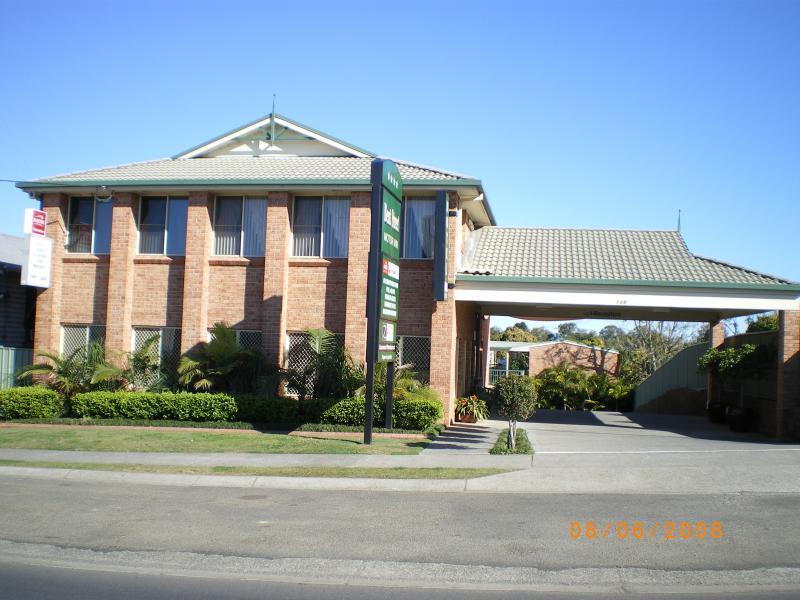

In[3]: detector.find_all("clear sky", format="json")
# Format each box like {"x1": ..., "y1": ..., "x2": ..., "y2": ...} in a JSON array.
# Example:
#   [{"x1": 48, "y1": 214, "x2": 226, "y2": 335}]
[{"x1": 1, "y1": 0, "x2": 798, "y2": 334}]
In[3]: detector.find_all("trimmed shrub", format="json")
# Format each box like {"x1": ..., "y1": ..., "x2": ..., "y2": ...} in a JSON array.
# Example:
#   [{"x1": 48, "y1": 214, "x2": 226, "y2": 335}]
[
  {"x1": 318, "y1": 388, "x2": 443, "y2": 430},
  {"x1": 0, "y1": 387, "x2": 64, "y2": 419},
  {"x1": 319, "y1": 397, "x2": 384, "y2": 427},
  {"x1": 234, "y1": 395, "x2": 299, "y2": 424},
  {"x1": 71, "y1": 391, "x2": 237, "y2": 422},
  {"x1": 392, "y1": 390, "x2": 443, "y2": 430},
  {"x1": 298, "y1": 396, "x2": 341, "y2": 423}
]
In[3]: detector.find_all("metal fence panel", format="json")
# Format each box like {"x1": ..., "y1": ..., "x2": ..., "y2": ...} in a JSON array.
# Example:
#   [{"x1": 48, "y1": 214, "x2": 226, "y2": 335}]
[{"x1": 0, "y1": 347, "x2": 33, "y2": 389}]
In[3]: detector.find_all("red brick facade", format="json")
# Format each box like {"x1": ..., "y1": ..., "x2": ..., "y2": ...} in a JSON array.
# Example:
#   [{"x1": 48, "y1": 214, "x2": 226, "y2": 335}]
[{"x1": 33, "y1": 190, "x2": 476, "y2": 423}]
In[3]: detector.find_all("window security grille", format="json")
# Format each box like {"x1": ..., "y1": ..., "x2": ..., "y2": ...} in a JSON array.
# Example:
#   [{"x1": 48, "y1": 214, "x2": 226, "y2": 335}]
[
  {"x1": 396, "y1": 336, "x2": 431, "y2": 384},
  {"x1": 133, "y1": 327, "x2": 182, "y2": 377},
  {"x1": 61, "y1": 325, "x2": 105, "y2": 357},
  {"x1": 285, "y1": 332, "x2": 345, "y2": 395},
  {"x1": 237, "y1": 330, "x2": 263, "y2": 352}
]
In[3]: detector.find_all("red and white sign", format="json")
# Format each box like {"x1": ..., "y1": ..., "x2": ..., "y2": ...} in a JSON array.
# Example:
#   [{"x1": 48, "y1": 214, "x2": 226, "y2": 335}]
[{"x1": 23, "y1": 208, "x2": 47, "y2": 237}]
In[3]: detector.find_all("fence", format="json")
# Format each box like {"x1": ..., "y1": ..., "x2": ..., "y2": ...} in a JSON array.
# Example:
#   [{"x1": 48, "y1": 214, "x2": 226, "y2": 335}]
[
  {"x1": 0, "y1": 347, "x2": 33, "y2": 389},
  {"x1": 633, "y1": 342, "x2": 708, "y2": 410},
  {"x1": 488, "y1": 369, "x2": 525, "y2": 386}
]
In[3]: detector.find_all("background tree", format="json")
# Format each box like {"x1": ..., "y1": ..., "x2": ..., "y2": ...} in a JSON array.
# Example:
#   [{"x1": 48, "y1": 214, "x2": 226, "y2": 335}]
[
  {"x1": 746, "y1": 312, "x2": 778, "y2": 333},
  {"x1": 615, "y1": 321, "x2": 691, "y2": 386}
]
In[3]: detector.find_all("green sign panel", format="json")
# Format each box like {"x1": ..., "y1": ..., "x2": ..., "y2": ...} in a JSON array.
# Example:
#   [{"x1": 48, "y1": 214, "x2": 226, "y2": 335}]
[
  {"x1": 372, "y1": 160, "x2": 403, "y2": 363},
  {"x1": 381, "y1": 193, "x2": 401, "y2": 259}
]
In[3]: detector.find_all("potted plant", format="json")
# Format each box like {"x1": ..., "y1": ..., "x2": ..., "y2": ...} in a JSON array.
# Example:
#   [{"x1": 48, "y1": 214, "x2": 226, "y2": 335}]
[{"x1": 455, "y1": 395, "x2": 489, "y2": 423}]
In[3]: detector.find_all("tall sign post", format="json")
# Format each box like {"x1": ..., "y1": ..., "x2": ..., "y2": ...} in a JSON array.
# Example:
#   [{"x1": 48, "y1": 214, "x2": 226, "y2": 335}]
[{"x1": 365, "y1": 159, "x2": 403, "y2": 444}]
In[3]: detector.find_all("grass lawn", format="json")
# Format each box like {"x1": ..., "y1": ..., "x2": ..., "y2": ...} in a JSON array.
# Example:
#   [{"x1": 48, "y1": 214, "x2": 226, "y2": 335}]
[
  {"x1": 0, "y1": 459, "x2": 506, "y2": 480},
  {"x1": 0, "y1": 426, "x2": 428, "y2": 455}
]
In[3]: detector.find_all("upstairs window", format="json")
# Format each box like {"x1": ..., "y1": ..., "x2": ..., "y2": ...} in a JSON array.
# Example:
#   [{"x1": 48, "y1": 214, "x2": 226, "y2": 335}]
[
  {"x1": 67, "y1": 197, "x2": 113, "y2": 254},
  {"x1": 292, "y1": 196, "x2": 349, "y2": 258},
  {"x1": 138, "y1": 197, "x2": 188, "y2": 255},
  {"x1": 403, "y1": 198, "x2": 435, "y2": 259},
  {"x1": 213, "y1": 196, "x2": 267, "y2": 257}
]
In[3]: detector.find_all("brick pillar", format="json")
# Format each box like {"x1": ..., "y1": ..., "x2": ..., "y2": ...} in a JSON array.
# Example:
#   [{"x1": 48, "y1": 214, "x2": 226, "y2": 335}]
[
  {"x1": 706, "y1": 319, "x2": 725, "y2": 407},
  {"x1": 344, "y1": 192, "x2": 370, "y2": 362},
  {"x1": 429, "y1": 193, "x2": 460, "y2": 423},
  {"x1": 104, "y1": 193, "x2": 138, "y2": 361},
  {"x1": 180, "y1": 192, "x2": 213, "y2": 354},
  {"x1": 33, "y1": 193, "x2": 67, "y2": 353},
  {"x1": 777, "y1": 310, "x2": 800, "y2": 440},
  {"x1": 262, "y1": 192, "x2": 290, "y2": 367}
]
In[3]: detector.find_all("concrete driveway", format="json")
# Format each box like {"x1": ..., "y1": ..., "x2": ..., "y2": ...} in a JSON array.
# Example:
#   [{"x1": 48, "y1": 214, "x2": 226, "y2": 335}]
[{"x1": 467, "y1": 410, "x2": 800, "y2": 494}]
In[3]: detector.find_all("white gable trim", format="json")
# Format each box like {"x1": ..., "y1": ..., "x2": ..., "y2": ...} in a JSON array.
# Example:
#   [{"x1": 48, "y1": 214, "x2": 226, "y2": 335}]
[{"x1": 175, "y1": 115, "x2": 371, "y2": 159}]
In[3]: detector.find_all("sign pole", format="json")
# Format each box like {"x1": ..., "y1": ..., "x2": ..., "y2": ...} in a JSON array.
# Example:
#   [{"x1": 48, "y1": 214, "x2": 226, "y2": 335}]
[
  {"x1": 384, "y1": 361, "x2": 395, "y2": 429},
  {"x1": 365, "y1": 159, "x2": 403, "y2": 445}
]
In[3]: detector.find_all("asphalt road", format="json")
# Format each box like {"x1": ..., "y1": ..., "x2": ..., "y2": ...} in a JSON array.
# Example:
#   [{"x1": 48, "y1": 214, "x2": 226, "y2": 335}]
[
  {"x1": 1, "y1": 562, "x2": 798, "y2": 600},
  {"x1": 0, "y1": 475, "x2": 799, "y2": 596}
]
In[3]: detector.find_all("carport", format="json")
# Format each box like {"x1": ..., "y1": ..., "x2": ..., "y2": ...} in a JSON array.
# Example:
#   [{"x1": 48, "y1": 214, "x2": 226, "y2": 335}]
[{"x1": 455, "y1": 227, "x2": 800, "y2": 440}]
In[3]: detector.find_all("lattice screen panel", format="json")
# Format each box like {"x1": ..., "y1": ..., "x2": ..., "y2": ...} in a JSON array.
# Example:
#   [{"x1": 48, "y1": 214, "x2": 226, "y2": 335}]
[{"x1": 397, "y1": 336, "x2": 431, "y2": 383}]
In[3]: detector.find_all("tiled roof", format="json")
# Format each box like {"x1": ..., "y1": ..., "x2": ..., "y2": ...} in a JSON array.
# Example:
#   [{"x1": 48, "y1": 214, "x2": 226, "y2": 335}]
[
  {"x1": 461, "y1": 227, "x2": 795, "y2": 287},
  {"x1": 21, "y1": 157, "x2": 476, "y2": 187}
]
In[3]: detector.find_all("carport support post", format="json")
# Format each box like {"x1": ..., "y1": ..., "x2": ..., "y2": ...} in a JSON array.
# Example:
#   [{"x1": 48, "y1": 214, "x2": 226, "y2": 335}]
[
  {"x1": 706, "y1": 320, "x2": 725, "y2": 409},
  {"x1": 776, "y1": 310, "x2": 800, "y2": 441}
]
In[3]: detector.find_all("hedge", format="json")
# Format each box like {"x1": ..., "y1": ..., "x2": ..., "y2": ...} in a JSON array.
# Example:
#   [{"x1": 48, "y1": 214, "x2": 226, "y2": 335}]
[
  {"x1": 234, "y1": 394, "x2": 299, "y2": 424},
  {"x1": 319, "y1": 388, "x2": 443, "y2": 430},
  {"x1": 0, "y1": 387, "x2": 64, "y2": 420},
  {"x1": 71, "y1": 391, "x2": 237, "y2": 422}
]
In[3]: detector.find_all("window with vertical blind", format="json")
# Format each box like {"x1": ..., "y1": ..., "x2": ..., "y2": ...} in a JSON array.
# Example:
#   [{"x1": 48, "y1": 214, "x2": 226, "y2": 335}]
[
  {"x1": 402, "y1": 198, "x2": 435, "y2": 259},
  {"x1": 138, "y1": 197, "x2": 188, "y2": 255},
  {"x1": 67, "y1": 197, "x2": 113, "y2": 254},
  {"x1": 213, "y1": 197, "x2": 267, "y2": 257},
  {"x1": 292, "y1": 196, "x2": 349, "y2": 258}
]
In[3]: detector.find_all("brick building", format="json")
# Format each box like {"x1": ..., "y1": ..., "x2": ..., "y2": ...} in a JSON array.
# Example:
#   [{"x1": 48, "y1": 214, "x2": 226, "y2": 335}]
[{"x1": 16, "y1": 114, "x2": 800, "y2": 434}]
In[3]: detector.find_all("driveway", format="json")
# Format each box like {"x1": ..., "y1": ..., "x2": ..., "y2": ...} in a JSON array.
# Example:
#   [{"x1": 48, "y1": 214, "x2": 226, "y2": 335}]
[{"x1": 466, "y1": 410, "x2": 800, "y2": 494}]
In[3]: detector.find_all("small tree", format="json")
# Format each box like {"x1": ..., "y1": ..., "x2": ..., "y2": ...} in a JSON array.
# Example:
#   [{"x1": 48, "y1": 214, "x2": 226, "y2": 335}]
[
  {"x1": 92, "y1": 335, "x2": 163, "y2": 391},
  {"x1": 494, "y1": 374, "x2": 537, "y2": 449}
]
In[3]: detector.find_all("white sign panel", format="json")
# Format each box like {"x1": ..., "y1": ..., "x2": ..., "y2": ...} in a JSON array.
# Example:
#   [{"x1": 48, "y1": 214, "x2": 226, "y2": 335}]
[{"x1": 20, "y1": 234, "x2": 53, "y2": 288}]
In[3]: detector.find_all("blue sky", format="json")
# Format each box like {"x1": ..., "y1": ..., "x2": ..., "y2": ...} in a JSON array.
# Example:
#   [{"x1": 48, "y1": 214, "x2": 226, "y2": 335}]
[{"x1": 1, "y1": 0, "x2": 797, "y2": 333}]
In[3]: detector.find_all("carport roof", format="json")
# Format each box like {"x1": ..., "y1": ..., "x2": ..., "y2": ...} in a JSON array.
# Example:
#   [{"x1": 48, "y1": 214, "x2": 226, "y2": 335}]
[{"x1": 460, "y1": 227, "x2": 800, "y2": 291}]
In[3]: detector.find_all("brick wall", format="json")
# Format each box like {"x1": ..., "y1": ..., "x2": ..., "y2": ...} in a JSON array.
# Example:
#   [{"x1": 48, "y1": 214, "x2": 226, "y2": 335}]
[
  {"x1": 286, "y1": 261, "x2": 347, "y2": 333},
  {"x1": 528, "y1": 343, "x2": 620, "y2": 378},
  {"x1": 132, "y1": 260, "x2": 185, "y2": 327}
]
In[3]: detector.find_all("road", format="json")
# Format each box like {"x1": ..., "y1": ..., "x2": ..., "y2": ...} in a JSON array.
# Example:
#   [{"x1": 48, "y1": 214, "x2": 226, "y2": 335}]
[{"x1": 0, "y1": 475, "x2": 799, "y2": 597}]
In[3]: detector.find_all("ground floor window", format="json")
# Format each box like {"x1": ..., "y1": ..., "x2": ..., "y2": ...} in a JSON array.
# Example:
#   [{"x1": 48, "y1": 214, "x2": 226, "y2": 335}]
[
  {"x1": 397, "y1": 335, "x2": 431, "y2": 384},
  {"x1": 285, "y1": 331, "x2": 345, "y2": 394},
  {"x1": 133, "y1": 327, "x2": 182, "y2": 375},
  {"x1": 207, "y1": 328, "x2": 263, "y2": 352},
  {"x1": 61, "y1": 324, "x2": 105, "y2": 357}
]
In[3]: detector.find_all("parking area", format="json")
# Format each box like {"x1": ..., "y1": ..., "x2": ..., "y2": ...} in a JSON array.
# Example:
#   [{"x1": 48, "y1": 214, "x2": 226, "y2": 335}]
[
  {"x1": 523, "y1": 409, "x2": 788, "y2": 454},
  {"x1": 465, "y1": 410, "x2": 800, "y2": 494}
]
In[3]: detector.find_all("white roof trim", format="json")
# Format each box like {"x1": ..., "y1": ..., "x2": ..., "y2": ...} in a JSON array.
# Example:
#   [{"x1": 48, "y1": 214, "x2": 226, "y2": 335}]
[{"x1": 176, "y1": 116, "x2": 371, "y2": 160}]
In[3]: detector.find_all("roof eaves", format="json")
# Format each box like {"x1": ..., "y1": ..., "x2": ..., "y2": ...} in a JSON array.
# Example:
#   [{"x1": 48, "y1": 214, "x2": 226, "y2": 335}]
[
  {"x1": 17, "y1": 177, "x2": 484, "y2": 190},
  {"x1": 455, "y1": 273, "x2": 800, "y2": 292}
]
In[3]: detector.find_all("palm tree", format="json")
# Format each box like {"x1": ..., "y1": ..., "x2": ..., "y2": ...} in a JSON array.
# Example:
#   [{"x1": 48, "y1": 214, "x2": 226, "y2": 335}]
[
  {"x1": 18, "y1": 342, "x2": 111, "y2": 402},
  {"x1": 286, "y1": 328, "x2": 364, "y2": 401},
  {"x1": 91, "y1": 335, "x2": 163, "y2": 391},
  {"x1": 177, "y1": 322, "x2": 262, "y2": 392}
]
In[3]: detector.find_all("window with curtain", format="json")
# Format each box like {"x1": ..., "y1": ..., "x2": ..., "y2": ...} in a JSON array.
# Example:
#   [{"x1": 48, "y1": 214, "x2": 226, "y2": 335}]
[
  {"x1": 403, "y1": 198, "x2": 435, "y2": 259},
  {"x1": 67, "y1": 198, "x2": 94, "y2": 253},
  {"x1": 293, "y1": 196, "x2": 349, "y2": 258},
  {"x1": 93, "y1": 201, "x2": 113, "y2": 255},
  {"x1": 213, "y1": 197, "x2": 266, "y2": 257},
  {"x1": 67, "y1": 197, "x2": 113, "y2": 254},
  {"x1": 322, "y1": 197, "x2": 349, "y2": 258},
  {"x1": 139, "y1": 197, "x2": 188, "y2": 255}
]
